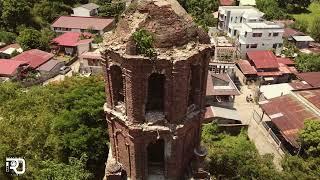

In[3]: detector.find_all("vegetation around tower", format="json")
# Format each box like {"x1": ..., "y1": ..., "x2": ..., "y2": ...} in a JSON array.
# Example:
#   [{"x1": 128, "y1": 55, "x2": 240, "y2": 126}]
[{"x1": 132, "y1": 29, "x2": 156, "y2": 58}]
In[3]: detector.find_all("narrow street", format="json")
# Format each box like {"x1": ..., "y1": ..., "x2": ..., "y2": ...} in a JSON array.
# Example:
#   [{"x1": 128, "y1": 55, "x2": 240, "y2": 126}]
[{"x1": 234, "y1": 85, "x2": 284, "y2": 170}]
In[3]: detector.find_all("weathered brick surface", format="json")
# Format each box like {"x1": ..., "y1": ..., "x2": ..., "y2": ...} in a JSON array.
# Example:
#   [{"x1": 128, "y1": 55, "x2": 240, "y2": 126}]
[{"x1": 102, "y1": 1, "x2": 213, "y2": 179}]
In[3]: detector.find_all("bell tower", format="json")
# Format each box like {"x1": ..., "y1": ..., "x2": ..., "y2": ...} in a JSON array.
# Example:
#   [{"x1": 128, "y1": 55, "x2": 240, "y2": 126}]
[{"x1": 102, "y1": 0, "x2": 212, "y2": 179}]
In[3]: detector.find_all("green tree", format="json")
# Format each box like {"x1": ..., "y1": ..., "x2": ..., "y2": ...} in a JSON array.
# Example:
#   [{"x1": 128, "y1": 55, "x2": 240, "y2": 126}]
[
  {"x1": 256, "y1": 0, "x2": 289, "y2": 20},
  {"x1": 16, "y1": 28, "x2": 54, "y2": 51},
  {"x1": 0, "y1": 76, "x2": 108, "y2": 179},
  {"x1": 97, "y1": 0, "x2": 126, "y2": 20},
  {"x1": 310, "y1": 16, "x2": 320, "y2": 42},
  {"x1": 32, "y1": 0, "x2": 71, "y2": 27},
  {"x1": 16, "y1": 28, "x2": 42, "y2": 50},
  {"x1": 300, "y1": 120, "x2": 320, "y2": 157},
  {"x1": 0, "y1": 30, "x2": 16, "y2": 44},
  {"x1": 294, "y1": 53, "x2": 320, "y2": 72},
  {"x1": 1, "y1": 0, "x2": 33, "y2": 32},
  {"x1": 202, "y1": 123, "x2": 281, "y2": 179}
]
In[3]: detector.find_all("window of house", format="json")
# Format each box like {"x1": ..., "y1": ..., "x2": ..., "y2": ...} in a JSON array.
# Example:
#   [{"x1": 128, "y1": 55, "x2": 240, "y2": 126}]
[
  {"x1": 229, "y1": 28, "x2": 231, "y2": 33},
  {"x1": 240, "y1": 17, "x2": 243, "y2": 23},
  {"x1": 146, "y1": 73, "x2": 165, "y2": 112},
  {"x1": 245, "y1": 32, "x2": 247, "y2": 37},
  {"x1": 273, "y1": 44, "x2": 278, "y2": 49},
  {"x1": 235, "y1": 17, "x2": 238, "y2": 23},
  {"x1": 252, "y1": 33, "x2": 262, "y2": 37},
  {"x1": 268, "y1": 33, "x2": 272, "y2": 37},
  {"x1": 233, "y1": 30, "x2": 237, "y2": 36},
  {"x1": 231, "y1": 17, "x2": 233, "y2": 22},
  {"x1": 278, "y1": 43, "x2": 283, "y2": 48},
  {"x1": 251, "y1": 44, "x2": 258, "y2": 48},
  {"x1": 273, "y1": 33, "x2": 279, "y2": 37},
  {"x1": 110, "y1": 65, "x2": 124, "y2": 105},
  {"x1": 246, "y1": 44, "x2": 250, "y2": 48}
]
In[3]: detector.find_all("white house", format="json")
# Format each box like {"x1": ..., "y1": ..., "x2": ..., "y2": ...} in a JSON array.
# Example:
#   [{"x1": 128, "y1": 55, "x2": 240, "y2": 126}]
[
  {"x1": 238, "y1": 0, "x2": 256, "y2": 6},
  {"x1": 218, "y1": 6, "x2": 284, "y2": 58},
  {"x1": 72, "y1": 3, "x2": 100, "y2": 17}
]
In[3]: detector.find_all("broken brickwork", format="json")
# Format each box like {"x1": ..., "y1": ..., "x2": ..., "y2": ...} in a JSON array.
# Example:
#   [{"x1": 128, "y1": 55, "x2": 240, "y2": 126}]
[{"x1": 102, "y1": 0, "x2": 213, "y2": 179}]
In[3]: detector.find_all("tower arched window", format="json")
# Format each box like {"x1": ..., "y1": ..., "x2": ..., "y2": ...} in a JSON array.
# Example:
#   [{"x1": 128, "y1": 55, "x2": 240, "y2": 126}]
[
  {"x1": 110, "y1": 65, "x2": 124, "y2": 106},
  {"x1": 146, "y1": 73, "x2": 165, "y2": 113}
]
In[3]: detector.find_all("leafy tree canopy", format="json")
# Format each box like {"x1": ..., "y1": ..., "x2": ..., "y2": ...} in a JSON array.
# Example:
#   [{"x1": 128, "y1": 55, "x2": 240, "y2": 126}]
[
  {"x1": 294, "y1": 53, "x2": 320, "y2": 72},
  {"x1": 0, "y1": 76, "x2": 108, "y2": 179}
]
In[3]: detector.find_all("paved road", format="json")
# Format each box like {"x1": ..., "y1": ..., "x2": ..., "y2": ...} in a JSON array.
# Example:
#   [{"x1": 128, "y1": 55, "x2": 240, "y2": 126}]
[
  {"x1": 43, "y1": 60, "x2": 80, "y2": 85},
  {"x1": 234, "y1": 85, "x2": 284, "y2": 170}
]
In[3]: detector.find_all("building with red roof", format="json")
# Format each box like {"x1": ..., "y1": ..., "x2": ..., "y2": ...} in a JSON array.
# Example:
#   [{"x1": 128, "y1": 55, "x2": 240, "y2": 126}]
[
  {"x1": 236, "y1": 51, "x2": 296, "y2": 84},
  {"x1": 51, "y1": 32, "x2": 93, "y2": 56},
  {"x1": 51, "y1": 16, "x2": 114, "y2": 35},
  {"x1": 0, "y1": 59, "x2": 29, "y2": 78},
  {"x1": 259, "y1": 88, "x2": 320, "y2": 154},
  {"x1": 12, "y1": 49, "x2": 54, "y2": 69}
]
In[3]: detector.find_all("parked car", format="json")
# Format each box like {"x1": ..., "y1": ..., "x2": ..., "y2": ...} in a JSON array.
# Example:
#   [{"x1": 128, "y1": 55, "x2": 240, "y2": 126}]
[{"x1": 59, "y1": 66, "x2": 71, "y2": 75}]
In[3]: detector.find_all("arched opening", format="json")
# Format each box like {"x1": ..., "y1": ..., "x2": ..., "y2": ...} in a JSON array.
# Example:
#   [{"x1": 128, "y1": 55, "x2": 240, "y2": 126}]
[
  {"x1": 146, "y1": 73, "x2": 165, "y2": 113},
  {"x1": 110, "y1": 65, "x2": 124, "y2": 106},
  {"x1": 188, "y1": 65, "x2": 201, "y2": 106},
  {"x1": 147, "y1": 139, "x2": 165, "y2": 175}
]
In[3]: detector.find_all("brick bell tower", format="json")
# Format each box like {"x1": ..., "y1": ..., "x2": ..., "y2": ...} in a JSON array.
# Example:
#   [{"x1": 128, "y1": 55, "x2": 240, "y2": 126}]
[{"x1": 101, "y1": 0, "x2": 212, "y2": 179}]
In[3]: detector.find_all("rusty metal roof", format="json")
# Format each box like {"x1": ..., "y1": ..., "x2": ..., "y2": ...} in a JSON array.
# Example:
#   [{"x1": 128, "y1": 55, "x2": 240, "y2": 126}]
[
  {"x1": 297, "y1": 72, "x2": 320, "y2": 87},
  {"x1": 260, "y1": 88, "x2": 320, "y2": 148}
]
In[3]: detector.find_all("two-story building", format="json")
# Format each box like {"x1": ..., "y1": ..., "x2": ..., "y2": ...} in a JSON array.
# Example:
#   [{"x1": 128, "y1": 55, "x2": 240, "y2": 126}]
[
  {"x1": 237, "y1": 21, "x2": 284, "y2": 57},
  {"x1": 218, "y1": 6, "x2": 284, "y2": 58}
]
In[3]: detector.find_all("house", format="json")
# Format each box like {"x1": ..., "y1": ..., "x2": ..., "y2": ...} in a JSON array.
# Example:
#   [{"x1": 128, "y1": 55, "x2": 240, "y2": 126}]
[
  {"x1": 0, "y1": 59, "x2": 29, "y2": 78},
  {"x1": 51, "y1": 32, "x2": 93, "y2": 56},
  {"x1": 236, "y1": 51, "x2": 296, "y2": 84},
  {"x1": 0, "y1": 44, "x2": 23, "y2": 59},
  {"x1": 12, "y1": 49, "x2": 54, "y2": 69},
  {"x1": 259, "y1": 88, "x2": 320, "y2": 154},
  {"x1": 72, "y1": 3, "x2": 100, "y2": 17},
  {"x1": 206, "y1": 73, "x2": 240, "y2": 107},
  {"x1": 208, "y1": 28, "x2": 237, "y2": 74},
  {"x1": 51, "y1": 16, "x2": 114, "y2": 35},
  {"x1": 218, "y1": 6, "x2": 284, "y2": 57},
  {"x1": 291, "y1": 35, "x2": 315, "y2": 49},
  {"x1": 296, "y1": 72, "x2": 320, "y2": 87},
  {"x1": 79, "y1": 50, "x2": 103, "y2": 74}
]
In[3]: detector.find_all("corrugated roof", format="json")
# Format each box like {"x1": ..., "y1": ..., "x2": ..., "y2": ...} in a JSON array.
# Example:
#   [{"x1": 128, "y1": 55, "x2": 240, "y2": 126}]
[
  {"x1": 52, "y1": 16, "x2": 114, "y2": 31},
  {"x1": 0, "y1": 59, "x2": 28, "y2": 76},
  {"x1": 36, "y1": 59, "x2": 60, "y2": 72},
  {"x1": 12, "y1": 49, "x2": 54, "y2": 69},
  {"x1": 206, "y1": 73, "x2": 240, "y2": 96},
  {"x1": 260, "y1": 90, "x2": 320, "y2": 148},
  {"x1": 52, "y1": 32, "x2": 93, "y2": 47},
  {"x1": 247, "y1": 50, "x2": 279, "y2": 69},
  {"x1": 276, "y1": 57, "x2": 294, "y2": 65},
  {"x1": 292, "y1": 35, "x2": 315, "y2": 42},
  {"x1": 297, "y1": 72, "x2": 320, "y2": 87},
  {"x1": 283, "y1": 28, "x2": 304, "y2": 38},
  {"x1": 236, "y1": 60, "x2": 257, "y2": 75}
]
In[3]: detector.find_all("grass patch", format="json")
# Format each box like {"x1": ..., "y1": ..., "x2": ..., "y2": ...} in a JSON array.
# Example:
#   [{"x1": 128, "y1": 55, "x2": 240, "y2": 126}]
[{"x1": 292, "y1": 2, "x2": 320, "y2": 26}]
